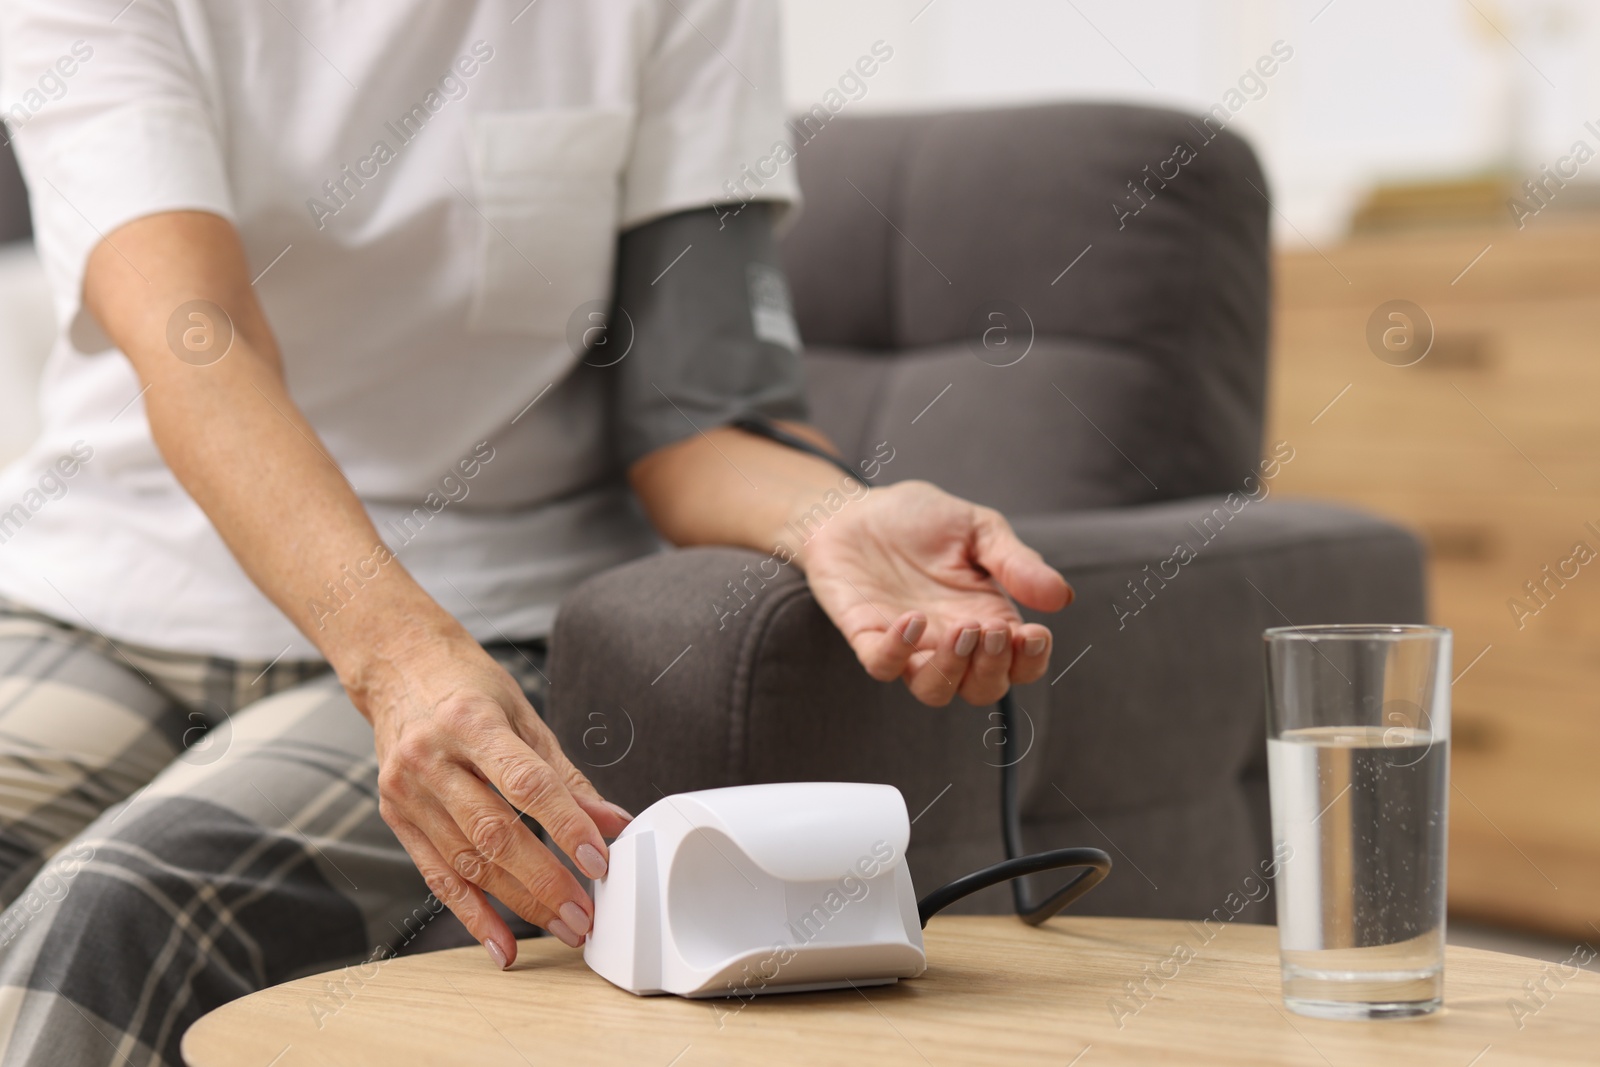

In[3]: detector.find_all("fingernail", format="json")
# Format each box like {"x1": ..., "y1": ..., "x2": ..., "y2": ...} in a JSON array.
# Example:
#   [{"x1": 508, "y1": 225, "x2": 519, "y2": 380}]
[
  {"x1": 604, "y1": 801, "x2": 635, "y2": 824},
  {"x1": 954, "y1": 628, "x2": 979, "y2": 657},
  {"x1": 483, "y1": 938, "x2": 509, "y2": 970},
  {"x1": 559, "y1": 901, "x2": 592, "y2": 937},
  {"x1": 547, "y1": 919, "x2": 583, "y2": 949},
  {"x1": 1024, "y1": 636, "x2": 1047, "y2": 657},
  {"x1": 902, "y1": 616, "x2": 926, "y2": 644},
  {"x1": 983, "y1": 629, "x2": 1007, "y2": 655},
  {"x1": 575, "y1": 842, "x2": 608, "y2": 880}
]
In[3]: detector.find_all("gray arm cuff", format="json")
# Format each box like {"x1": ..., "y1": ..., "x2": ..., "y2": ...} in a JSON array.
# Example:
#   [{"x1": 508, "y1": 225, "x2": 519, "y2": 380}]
[{"x1": 602, "y1": 201, "x2": 808, "y2": 469}]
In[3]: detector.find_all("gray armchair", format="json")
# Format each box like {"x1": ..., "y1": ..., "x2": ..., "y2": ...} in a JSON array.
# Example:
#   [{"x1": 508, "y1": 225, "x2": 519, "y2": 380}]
[{"x1": 546, "y1": 103, "x2": 1426, "y2": 921}]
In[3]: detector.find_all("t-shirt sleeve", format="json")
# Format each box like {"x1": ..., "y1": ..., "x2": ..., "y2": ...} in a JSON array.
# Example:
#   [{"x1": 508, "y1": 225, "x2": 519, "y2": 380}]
[
  {"x1": 619, "y1": 0, "x2": 799, "y2": 229},
  {"x1": 0, "y1": 0, "x2": 234, "y2": 352}
]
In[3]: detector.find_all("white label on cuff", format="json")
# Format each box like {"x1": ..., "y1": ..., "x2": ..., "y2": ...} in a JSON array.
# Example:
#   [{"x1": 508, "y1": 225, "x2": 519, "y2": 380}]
[{"x1": 748, "y1": 263, "x2": 802, "y2": 352}]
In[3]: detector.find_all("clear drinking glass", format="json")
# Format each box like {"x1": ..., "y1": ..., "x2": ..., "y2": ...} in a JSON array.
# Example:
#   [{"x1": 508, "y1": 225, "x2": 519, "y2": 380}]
[{"x1": 1263, "y1": 624, "x2": 1451, "y2": 1020}]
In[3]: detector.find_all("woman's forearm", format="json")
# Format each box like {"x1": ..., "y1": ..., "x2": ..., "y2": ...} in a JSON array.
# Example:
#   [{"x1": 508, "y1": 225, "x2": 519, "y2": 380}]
[
  {"x1": 626, "y1": 420, "x2": 860, "y2": 566},
  {"x1": 84, "y1": 211, "x2": 455, "y2": 679}
]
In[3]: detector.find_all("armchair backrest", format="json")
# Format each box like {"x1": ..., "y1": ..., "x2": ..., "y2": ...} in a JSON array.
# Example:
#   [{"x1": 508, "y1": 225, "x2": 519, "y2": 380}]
[{"x1": 779, "y1": 102, "x2": 1271, "y2": 515}]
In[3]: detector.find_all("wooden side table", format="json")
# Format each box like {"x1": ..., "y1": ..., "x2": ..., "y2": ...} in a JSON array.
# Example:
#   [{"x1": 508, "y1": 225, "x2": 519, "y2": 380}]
[{"x1": 183, "y1": 916, "x2": 1599, "y2": 1066}]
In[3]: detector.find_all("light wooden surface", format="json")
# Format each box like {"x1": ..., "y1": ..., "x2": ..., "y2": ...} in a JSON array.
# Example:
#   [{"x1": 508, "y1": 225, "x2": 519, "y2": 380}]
[
  {"x1": 1268, "y1": 219, "x2": 1600, "y2": 936},
  {"x1": 182, "y1": 916, "x2": 1600, "y2": 1066}
]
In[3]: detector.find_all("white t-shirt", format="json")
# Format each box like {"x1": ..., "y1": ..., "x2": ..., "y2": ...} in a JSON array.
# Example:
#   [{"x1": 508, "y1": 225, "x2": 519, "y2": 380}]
[{"x1": 0, "y1": 0, "x2": 799, "y2": 660}]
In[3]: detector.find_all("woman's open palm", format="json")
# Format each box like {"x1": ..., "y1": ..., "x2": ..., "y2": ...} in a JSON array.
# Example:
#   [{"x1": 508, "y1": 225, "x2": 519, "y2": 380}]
[{"x1": 799, "y1": 480, "x2": 1073, "y2": 706}]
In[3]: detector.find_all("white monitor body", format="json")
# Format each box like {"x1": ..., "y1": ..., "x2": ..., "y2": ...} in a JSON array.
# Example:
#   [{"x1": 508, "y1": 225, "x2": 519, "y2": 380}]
[{"x1": 584, "y1": 782, "x2": 927, "y2": 998}]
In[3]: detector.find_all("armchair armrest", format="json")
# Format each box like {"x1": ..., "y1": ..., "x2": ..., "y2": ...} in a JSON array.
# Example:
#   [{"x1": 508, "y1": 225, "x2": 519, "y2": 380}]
[{"x1": 545, "y1": 496, "x2": 1424, "y2": 920}]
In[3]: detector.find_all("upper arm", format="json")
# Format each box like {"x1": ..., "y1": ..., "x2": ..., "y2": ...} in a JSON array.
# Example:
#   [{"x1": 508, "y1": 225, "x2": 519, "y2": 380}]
[
  {"x1": 83, "y1": 210, "x2": 271, "y2": 382},
  {"x1": 1, "y1": 0, "x2": 234, "y2": 355},
  {"x1": 606, "y1": 0, "x2": 809, "y2": 472}
]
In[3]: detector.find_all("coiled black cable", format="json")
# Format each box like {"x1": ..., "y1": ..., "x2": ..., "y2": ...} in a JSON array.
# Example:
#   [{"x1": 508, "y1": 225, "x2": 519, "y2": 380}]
[{"x1": 915, "y1": 691, "x2": 1112, "y2": 927}]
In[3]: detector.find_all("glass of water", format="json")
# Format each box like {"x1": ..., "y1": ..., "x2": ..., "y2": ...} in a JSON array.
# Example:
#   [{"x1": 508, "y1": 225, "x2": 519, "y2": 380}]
[{"x1": 1263, "y1": 624, "x2": 1450, "y2": 1020}]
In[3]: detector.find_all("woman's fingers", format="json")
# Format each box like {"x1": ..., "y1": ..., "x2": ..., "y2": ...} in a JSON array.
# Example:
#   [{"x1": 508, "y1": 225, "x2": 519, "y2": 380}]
[
  {"x1": 958, "y1": 618, "x2": 1015, "y2": 706},
  {"x1": 904, "y1": 619, "x2": 1052, "y2": 706},
  {"x1": 849, "y1": 611, "x2": 927, "y2": 682},
  {"x1": 406, "y1": 794, "x2": 592, "y2": 948},
  {"x1": 471, "y1": 865, "x2": 584, "y2": 948},
  {"x1": 409, "y1": 794, "x2": 595, "y2": 951},
  {"x1": 531, "y1": 732, "x2": 637, "y2": 840},
  {"x1": 427, "y1": 762, "x2": 594, "y2": 930},
  {"x1": 467, "y1": 725, "x2": 612, "y2": 883},
  {"x1": 1009, "y1": 623, "x2": 1053, "y2": 685},
  {"x1": 569, "y1": 795, "x2": 633, "y2": 841},
  {"x1": 903, "y1": 618, "x2": 982, "y2": 706},
  {"x1": 972, "y1": 512, "x2": 1073, "y2": 612},
  {"x1": 492, "y1": 690, "x2": 636, "y2": 842},
  {"x1": 385, "y1": 811, "x2": 519, "y2": 968}
]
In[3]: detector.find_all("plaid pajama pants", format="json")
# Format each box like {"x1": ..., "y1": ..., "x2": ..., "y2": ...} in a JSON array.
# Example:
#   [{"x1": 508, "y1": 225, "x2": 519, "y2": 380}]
[{"x1": 0, "y1": 598, "x2": 550, "y2": 1066}]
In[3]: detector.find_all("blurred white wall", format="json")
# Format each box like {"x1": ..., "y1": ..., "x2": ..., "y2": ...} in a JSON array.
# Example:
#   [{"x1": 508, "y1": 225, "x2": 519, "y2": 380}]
[{"x1": 780, "y1": 0, "x2": 1600, "y2": 244}]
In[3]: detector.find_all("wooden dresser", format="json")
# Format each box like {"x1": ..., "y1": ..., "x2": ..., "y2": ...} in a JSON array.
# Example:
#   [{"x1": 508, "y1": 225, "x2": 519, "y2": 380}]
[{"x1": 1268, "y1": 220, "x2": 1600, "y2": 939}]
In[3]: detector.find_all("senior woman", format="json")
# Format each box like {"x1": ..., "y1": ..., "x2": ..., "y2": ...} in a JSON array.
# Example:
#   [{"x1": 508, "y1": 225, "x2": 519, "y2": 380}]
[{"x1": 0, "y1": 1, "x2": 1070, "y2": 1062}]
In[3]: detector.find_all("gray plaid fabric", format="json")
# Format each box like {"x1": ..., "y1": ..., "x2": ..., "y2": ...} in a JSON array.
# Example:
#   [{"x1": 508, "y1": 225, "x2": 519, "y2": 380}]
[{"x1": 0, "y1": 598, "x2": 549, "y2": 1066}]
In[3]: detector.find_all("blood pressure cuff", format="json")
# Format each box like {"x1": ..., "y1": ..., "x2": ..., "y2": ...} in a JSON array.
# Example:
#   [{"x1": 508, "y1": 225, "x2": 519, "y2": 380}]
[{"x1": 601, "y1": 201, "x2": 808, "y2": 469}]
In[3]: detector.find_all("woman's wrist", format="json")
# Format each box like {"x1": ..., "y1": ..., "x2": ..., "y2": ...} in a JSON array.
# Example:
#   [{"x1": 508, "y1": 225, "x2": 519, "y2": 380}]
[
  {"x1": 776, "y1": 481, "x2": 876, "y2": 572},
  {"x1": 312, "y1": 576, "x2": 472, "y2": 718}
]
